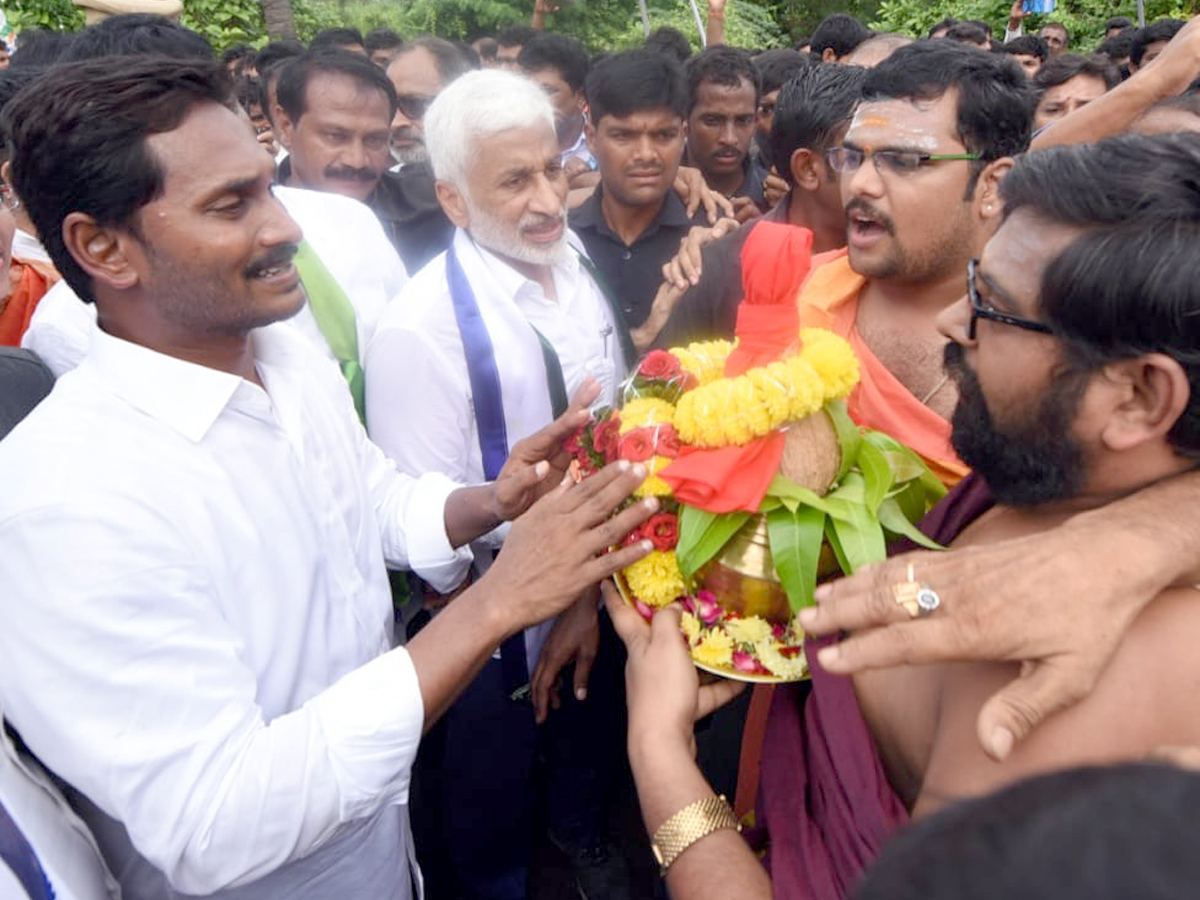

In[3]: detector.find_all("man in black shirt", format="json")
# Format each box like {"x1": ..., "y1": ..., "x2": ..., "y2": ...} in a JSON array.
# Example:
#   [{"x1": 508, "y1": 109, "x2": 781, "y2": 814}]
[
  {"x1": 655, "y1": 64, "x2": 865, "y2": 348},
  {"x1": 569, "y1": 50, "x2": 706, "y2": 329}
]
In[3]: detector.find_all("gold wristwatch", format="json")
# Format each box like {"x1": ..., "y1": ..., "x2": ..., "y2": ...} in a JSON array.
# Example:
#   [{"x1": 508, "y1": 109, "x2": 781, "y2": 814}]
[{"x1": 650, "y1": 794, "x2": 740, "y2": 876}]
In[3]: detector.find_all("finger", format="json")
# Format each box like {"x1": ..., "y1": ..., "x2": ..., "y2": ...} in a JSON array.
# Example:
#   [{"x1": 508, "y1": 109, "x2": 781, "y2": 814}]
[
  {"x1": 603, "y1": 579, "x2": 648, "y2": 647},
  {"x1": 582, "y1": 539, "x2": 654, "y2": 593},
  {"x1": 663, "y1": 257, "x2": 688, "y2": 291},
  {"x1": 548, "y1": 459, "x2": 644, "y2": 515},
  {"x1": 582, "y1": 496, "x2": 659, "y2": 554},
  {"x1": 680, "y1": 240, "x2": 704, "y2": 285},
  {"x1": 573, "y1": 641, "x2": 596, "y2": 701},
  {"x1": 814, "y1": 616, "x2": 966, "y2": 675},
  {"x1": 803, "y1": 553, "x2": 939, "y2": 635},
  {"x1": 975, "y1": 660, "x2": 1096, "y2": 762},
  {"x1": 712, "y1": 192, "x2": 735, "y2": 222},
  {"x1": 531, "y1": 659, "x2": 551, "y2": 722},
  {"x1": 696, "y1": 680, "x2": 747, "y2": 720},
  {"x1": 566, "y1": 376, "x2": 601, "y2": 412}
]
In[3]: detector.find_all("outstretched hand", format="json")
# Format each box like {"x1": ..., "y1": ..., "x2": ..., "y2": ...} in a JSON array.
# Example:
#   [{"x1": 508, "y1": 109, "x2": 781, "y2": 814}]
[
  {"x1": 674, "y1": 166, "x2": 736, "y2": 224},
  {"x1": 604, "y1": 582, "x2": 745, "y2": 755},
  {"x1": 493, "y1": 378, "x2": 601, "y2": 522}
]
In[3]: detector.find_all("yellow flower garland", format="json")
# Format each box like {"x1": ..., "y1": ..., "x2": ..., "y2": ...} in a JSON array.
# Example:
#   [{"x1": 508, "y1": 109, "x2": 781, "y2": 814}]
[
  {"x1": 618, "y1": 397, "x2": 676, "y2": 434},
  {"x1": 671, "y1": 329, "x2": 859, "y2": 448},
  {"x1": 672, "y1": 340, "x2": 734, "y2": 387}
]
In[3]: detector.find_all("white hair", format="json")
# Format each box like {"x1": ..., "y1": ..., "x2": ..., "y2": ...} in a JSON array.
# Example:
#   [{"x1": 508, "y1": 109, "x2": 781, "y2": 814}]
[{"x1": 424, "y1": 69, "x2": 557, "y2": 190}]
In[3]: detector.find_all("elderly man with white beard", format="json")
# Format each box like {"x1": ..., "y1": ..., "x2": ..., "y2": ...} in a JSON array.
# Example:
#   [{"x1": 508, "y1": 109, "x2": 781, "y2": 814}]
[{"x1": 364, "y1": 69, "x2": 637, "y2": 900}]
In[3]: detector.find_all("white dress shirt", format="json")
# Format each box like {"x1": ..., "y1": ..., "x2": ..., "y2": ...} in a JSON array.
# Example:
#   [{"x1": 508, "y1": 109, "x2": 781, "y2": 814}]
[
  {"x1": 21, "y1": 186, "x2": 407, "y2": 378},
  {"x1": 365, "y1": 228, "x2": 626, "y2": 662},
  {"x1": 0, "y1": 322, "x2": 464, "y2": 899}
]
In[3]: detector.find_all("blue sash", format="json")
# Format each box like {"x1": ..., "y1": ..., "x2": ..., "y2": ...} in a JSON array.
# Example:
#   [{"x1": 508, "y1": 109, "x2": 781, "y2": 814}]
[
  {"x1": 0, "y1": 796, "x2": 55, "y2": 900},
  {"x1": 446, "y1": 245, "x2": 569, "y2": 699}
]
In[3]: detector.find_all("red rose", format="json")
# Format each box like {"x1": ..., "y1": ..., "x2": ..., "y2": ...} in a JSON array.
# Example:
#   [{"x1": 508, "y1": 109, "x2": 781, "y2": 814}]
[
  {"x1": 637, "y1": 349, "x2": 683, "y2": 382},
  {"x1": 564, "y1": 428, "x2": 584, "y2": 460},
  {"x1": 590, "y1": 416, "x2": 619, "y2": 461},
  {"x1": 655, "y1": 423, "x2": 683, "y2": 458},
  {"x1": 641, "y1": 512, "x2": 679, "y2": 551},
  {"x1": 617, "y1": 427, "x2": 656, "y2": 462}
]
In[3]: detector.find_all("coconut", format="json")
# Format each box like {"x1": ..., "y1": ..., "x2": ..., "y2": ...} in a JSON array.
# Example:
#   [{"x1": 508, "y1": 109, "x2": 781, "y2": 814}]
[{"x1": 779, "y1": 409, "x2": 841, "y2": 495}]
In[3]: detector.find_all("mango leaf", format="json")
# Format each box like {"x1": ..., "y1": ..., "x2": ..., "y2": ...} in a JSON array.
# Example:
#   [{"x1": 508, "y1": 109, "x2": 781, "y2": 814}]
[
  {"x1": 676, "y1": 505, "x2": 751, "y2": 581},
  {"x1": 857, "y1": 438, "x2": 892, "y2": 515},
  {"x1": 767, "y1": 505, "x2": 826, "y2": 612},
  {"x1": 824, "y1": 517, "x2": 851, "y2": 575},
  {"x1": 758, "y1": 495, "x2": 783, "y2": 514},
  {"x1": 863, "y1": 431, "x2": 948, "y2": 501},
  {"x1": 826, "y1": 501, "x2": 886, "y2": 573},
  {"x1": 833, "y1": 471, "x2": 866, "y2": 505},
  {"x1": 768, "y1": 475, "x2": 857, "y2": 521},
  {"x1": 877, "y1": 496, "x2": 944, "y2": 551},
  {"x1": 824, "y1": 400, "x2": 861, "y2": 483}
]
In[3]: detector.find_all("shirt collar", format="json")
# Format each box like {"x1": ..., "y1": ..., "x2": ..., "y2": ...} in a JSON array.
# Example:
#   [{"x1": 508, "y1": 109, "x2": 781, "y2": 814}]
[
  {"x1": 453, "y1": 227, "x2": 584, "y2": 300},
  {"x1": 85, "y1": 325, "x2": 272, "y2": 443},
  {"x1": 570, "y1": 185, "x2": 694, "y2": 239}
]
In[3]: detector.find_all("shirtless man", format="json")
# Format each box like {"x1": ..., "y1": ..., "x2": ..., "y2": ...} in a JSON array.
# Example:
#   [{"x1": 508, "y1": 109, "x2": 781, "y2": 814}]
[{"x1": 607, "y1": 133, "x2": 1200, "y2": 900}]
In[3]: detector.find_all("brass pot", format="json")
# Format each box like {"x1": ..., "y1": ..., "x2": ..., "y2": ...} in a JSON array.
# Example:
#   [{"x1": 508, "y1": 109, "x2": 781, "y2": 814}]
[{"x1": 695, "y1": 514, "x2": 840, "y2": 624}]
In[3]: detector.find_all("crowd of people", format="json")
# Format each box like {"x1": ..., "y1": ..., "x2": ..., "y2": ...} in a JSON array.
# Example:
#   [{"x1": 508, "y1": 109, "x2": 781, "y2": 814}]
[{"x1": 2, "y1": 4, "x2": 1200, "y2": 900}]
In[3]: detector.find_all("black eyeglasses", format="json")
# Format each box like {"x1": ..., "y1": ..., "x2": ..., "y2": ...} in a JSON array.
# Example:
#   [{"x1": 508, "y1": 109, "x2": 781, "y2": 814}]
[
  {"x1": 396, "y1": 93, "x2": 435, "y2": 120},
  {"x1": 967, "y1": 259, "x2": 1053, "y2": 340},
  {"x1": 825, "y1": 146, "x2": 981, "y2": 175}
]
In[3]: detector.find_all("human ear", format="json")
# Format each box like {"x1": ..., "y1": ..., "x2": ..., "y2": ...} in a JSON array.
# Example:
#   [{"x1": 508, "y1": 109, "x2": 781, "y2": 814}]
[
  {"x1": 974, "y1": 157, "x2": 1013, "y2": 222},
  {"x1": 61, "y1": 212, "x2": 140, "y2": 293},
  {"x1": 435, "y1": 180, "x2": 470, "y2": 229},
  {"x1": 789, "y1": 147, "x2": 821, "y2": 191},
  {"x1": 273, "y1": 106, "x2": 296, "y2": 151},
  {"x1": 1097, "y1": 354, "x2": 1191, "y2": 452}
]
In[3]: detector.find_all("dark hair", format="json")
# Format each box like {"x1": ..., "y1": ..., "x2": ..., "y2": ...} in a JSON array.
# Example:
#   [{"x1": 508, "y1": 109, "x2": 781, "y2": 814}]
[
  {"x1": 233, "y1": 74, "x2": 263, "y2": 115},
  {"x1": 518, "y1": 33, "x2": 588, "y2": 92},
  {"x1": 4, "y1": 56, "x2": 234, "y2": 304},
  {"x1": 1106, "y1": 15, "x2": 1134, "y2": 31},
  {"x1": 364, "y1": 28, "x2": 403, "y2": 55},
  {"x1": 754, "y1": 48, "x2": 813, "y2": 95},
  {"x1": 928, "y1": 17, "x2": 958, "y2": 38},
  {"x1": 965, "y1": 19, "x2": 993, "y2": 37},
  {"x1": 276, "y1": 49, "x2": 397, "y2": 123},
  {"x1": 644, "y1": 26, "x2": 692, "y2": 64},
  {"x1": 393, "y1": 35, "x2": 475, "y2": 85},
  {"x1": 854, "y1": 764, "x2": 1200, "y2": 900},
  {"x1": 1097, "y1": 31, "x2": 1135, "y2": 61},
  {"x1": 59, "y1": 14, "x2": 213, "y2": 63},
  {"x1": 810, "y1": 13, "x2": 872, "y2": 58},
  {"x1": 8, "y1": 29, "x2": 74, "y2": 68},
  {"x1": 1033, "y1": 53, "x2": 1120, "y2": 93},
  {"x1": 584, "y1": 49, "x2": 687, "y2": 124},
  {"x1": 862, "y1": 41, "x2": 1034, "y2": 185},
  {"x1": 222, "y1": 43, "x2": 256, "y2": 78},
  {"x1": 497, "y1": 25, "x2": 537, "y2": 49},
  {"x1": 1001, "y1": 35, "x2": 1049, "y2": 62},
  {"x1": 945, "y1": 22, "x2": 990, "y2": 46},
  {"x1": 0, "y1": 69, "x2": 45, "y2": 164},
  {"x1": 1131, "y1": 19, "x2": 1186, "y2": 66},
  {"x1": 310, "y1": 27, "x2": 365, "y2": 51},
  {"x1": 771, "y1": 64, "x2": 866, "y2": 184},
  {"x1": 685, "y1": 45, "x2": 760, "y2": 111},
  {"x1": 474, "y1": 36, "x2": 498, "y2": 61},
  {"x1": 1001, "y1": 134, "x2": 1200, "y2": 455},
  {"x1": 254, "y1": 38, "x2": 305, "y2": 76}
]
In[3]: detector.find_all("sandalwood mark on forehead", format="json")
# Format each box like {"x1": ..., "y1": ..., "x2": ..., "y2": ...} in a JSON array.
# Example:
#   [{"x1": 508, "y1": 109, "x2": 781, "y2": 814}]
[{"x1": 858, "y1": 115, "x2": 891, "y2": 128}]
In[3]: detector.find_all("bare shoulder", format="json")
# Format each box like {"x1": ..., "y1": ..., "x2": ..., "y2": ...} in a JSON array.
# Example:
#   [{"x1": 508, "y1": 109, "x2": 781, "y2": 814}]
[{"x1": 915, "y1": 585, "x2": 1200, "y2": 819}]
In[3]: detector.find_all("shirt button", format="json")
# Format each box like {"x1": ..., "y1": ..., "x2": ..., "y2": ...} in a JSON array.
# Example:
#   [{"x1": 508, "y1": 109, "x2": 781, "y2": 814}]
[{"x1": 621, "y1": 250, "x2": 632, "y2": 261}]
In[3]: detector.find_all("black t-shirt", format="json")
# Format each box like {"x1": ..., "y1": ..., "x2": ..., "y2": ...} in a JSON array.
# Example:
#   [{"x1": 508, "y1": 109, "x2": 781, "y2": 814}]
[{"x1": 570, "y1": 187, "x2": 707, "y2": 328}]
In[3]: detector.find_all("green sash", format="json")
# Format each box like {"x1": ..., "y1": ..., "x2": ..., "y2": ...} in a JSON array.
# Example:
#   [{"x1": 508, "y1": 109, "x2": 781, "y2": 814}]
[{"x1": 293, "y1": 240, "x2": 366, "y2": 422}]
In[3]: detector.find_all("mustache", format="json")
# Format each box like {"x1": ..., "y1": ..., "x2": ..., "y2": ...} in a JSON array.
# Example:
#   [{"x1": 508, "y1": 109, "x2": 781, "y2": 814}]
[
  {"x1": 323, "y1": 166, "x2": 378, "y2": 183},
  {"x1": 518, "y1": 212, "x2": 565, "y2": 234},
  {"x1": 391, "y1": 127, "x2": 422, "y2": 143},
  {"x1": 844, "y1": 198, "x2": 896, "y2": 235},
  {"x1": 244, "y1": 243, "x2": 298, "y2": 279}
]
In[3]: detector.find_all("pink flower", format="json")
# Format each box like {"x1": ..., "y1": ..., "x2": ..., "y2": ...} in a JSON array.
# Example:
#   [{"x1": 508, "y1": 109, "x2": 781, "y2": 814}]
[
  {"x1": 732, "y1": 651, "x2": 768, "y2": 674},
  {"x1": 640, "y1": 512, "x2": 679, "y2": 551},
  {"x1": 655, "y1": 423, "x2": 683, "y2": 458},
  {"x1": 634, "y1": 598, "x2": 655, "y2": 621},
  {"x1": 693, "y1": 589, "x2": 722, "y2": 627},
  {"x1": 592, "y1": 417, "x2": 621, "y2": 462}
]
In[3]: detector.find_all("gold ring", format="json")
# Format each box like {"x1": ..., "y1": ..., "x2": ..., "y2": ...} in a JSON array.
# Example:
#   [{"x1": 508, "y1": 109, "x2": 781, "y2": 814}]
[{"x1": 891, "y1": 562, "x2": 921, "y2": 618}]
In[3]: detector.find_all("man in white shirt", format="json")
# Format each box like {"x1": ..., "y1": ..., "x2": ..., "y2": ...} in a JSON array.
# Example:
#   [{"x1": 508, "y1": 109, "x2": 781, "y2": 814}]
[
  {"x1": 365, "y1": 69, "x2": 634, "y2": 900},
  {"x1": 0, "y1": 55, "x2": 654, "y2": 900}
]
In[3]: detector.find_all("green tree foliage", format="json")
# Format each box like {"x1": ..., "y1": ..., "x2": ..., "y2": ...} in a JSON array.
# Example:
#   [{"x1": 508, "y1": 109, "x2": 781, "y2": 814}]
[{"x1": 872, "y1": 0, "x2": 1197, "y2": 49}]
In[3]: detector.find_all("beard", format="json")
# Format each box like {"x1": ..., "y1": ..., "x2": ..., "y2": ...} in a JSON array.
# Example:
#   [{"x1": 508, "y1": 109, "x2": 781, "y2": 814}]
[
  {"x1": 946, "y1": 341, "x2": 1089, "y2": 505},
  {"x1": 466, "y1": 196, "x2": 568, "y2": 267},
  {"x1": 390, "y1": 129, "x2": 429, "y2": 165}
]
